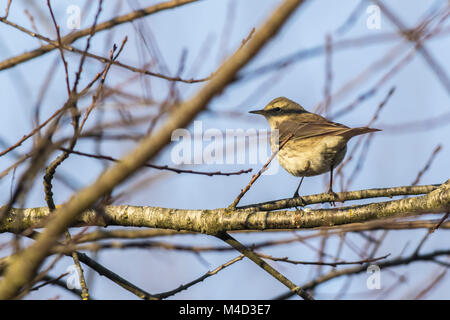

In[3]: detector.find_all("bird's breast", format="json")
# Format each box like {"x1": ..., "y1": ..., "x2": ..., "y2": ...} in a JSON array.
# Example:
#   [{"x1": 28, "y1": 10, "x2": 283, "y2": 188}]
[{"x1": 272, "y1": 135, "x2": 347, "y2": 177}]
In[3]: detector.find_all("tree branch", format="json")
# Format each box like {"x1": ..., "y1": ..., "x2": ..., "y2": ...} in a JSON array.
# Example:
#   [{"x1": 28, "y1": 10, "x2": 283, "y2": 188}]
[{"x1": 1, "y1": 181, "x2": 448, "y2": 234}]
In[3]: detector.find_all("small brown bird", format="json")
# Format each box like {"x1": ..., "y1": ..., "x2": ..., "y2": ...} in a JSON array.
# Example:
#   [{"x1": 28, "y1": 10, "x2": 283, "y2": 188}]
[{"x1": 249, "y1": 97, "x2": 380, "y2": 203}]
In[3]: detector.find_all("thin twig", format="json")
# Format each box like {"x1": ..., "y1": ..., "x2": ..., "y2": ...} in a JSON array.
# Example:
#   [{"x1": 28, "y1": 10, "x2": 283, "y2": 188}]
[
  {"x1": 155, "y1": 255, "x2": 244, "y2": 299},
  {"x1": 47, "y1": 0, "x2": 71, "y2": 96},
  {"x1": 228, "y1": 133, "x2": 294, "y2": 209},
  {"x1": 0, "y1": 0, "x2": 12, "y2": 19},
  {"x1": 411, "y1": 145, "x2": 442, "y2": 186},
  {"x1": 258, "y1": 252, "x2": 390, "y2": 267},
  {"x1": 413, "y1": 269, "x2": 447, "y2": 300},
  {"x1": 61, "y1": 148, "x2": 252, "y2": 177},
  {"x1": 413, "y1": 212, "x2": 449, "y2": 256}
]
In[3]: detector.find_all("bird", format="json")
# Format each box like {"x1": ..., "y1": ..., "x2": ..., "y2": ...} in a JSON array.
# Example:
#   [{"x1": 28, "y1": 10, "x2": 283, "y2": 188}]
[{"x1": 249, "y1": 97, "x2": 380, "y2": 204}]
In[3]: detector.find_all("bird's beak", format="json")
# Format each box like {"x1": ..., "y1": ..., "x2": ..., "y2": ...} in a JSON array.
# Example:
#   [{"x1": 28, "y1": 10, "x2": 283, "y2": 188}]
[{"x1": 249, "y1": 109, "x2": 265, "y2": 115}]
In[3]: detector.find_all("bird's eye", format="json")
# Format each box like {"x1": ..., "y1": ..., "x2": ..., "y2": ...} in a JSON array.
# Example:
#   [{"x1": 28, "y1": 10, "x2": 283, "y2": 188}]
[{"x1": 273, "y1": 107, "x2": 281, "y2": 112}]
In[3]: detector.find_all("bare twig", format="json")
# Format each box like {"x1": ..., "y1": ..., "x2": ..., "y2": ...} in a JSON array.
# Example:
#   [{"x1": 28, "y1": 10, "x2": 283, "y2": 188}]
[
  {"x1": 61, "y1": 148, "x2": 252, "y2": 177},
  {"x1": 0, "y1": 0, "x2": 12, "y2": 19},
  {"x1": 228, "y1": 133, "x2": 294, "y2": 209},
  {"x1": 47, "y1": 0, "x2": 71, "y2": 96},
  {"x1": 259, "y1": 252, "x2": 390, "y2": 267},
  {"x1": 413, "y1": 269, "x2": 447, "y2": 300},
  {"x1": 413, "y1": 211, "x2": 449, "y2": 256},
  {"x1": 412, "y1": 145, "x2": 442, "y2": 186},
  {"x1": 155, "y1": 255, "x2": 244, "y2": 299}
]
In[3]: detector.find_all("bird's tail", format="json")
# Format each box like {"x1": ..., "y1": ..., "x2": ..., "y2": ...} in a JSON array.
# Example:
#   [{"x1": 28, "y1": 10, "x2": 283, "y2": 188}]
[{"x1": 342, "y1": 127, "x2": 381, "y2": 139}]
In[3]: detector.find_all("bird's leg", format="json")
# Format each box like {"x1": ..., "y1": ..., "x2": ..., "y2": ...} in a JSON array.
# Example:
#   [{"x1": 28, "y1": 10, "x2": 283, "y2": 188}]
[
  {"x1": 293, "y1": 176, "x2": 304, "y2": 197},
  {"x1": 293, "y1": 161, "x2": 311, "y2": 207},
  {"x1": 327, "y1": 165, "x2": 338, "y2": 206},
  {"x1": 293, "y1": 176, "x2": 306, "y2": 207}
]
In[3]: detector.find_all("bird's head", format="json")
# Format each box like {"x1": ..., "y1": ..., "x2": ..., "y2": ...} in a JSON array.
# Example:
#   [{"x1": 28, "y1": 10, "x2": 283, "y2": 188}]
[{"x1": 249, "y1": 97, "x2": 307, "y2": 127}]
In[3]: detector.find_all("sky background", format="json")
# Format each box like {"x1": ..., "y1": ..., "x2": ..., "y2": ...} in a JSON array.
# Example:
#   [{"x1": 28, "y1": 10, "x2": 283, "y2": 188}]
[{"x1": 0, "y1": 0, "x2": 449, "y2": 299}]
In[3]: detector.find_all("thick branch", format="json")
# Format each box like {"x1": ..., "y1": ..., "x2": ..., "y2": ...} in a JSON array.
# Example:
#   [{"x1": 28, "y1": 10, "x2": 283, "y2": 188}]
[
  {"x1": 237, "y1": 184, "x2": 441, "y2": 211},
  {"x1": 1, "y1": 181, "x2": 448, "y2": 234}
]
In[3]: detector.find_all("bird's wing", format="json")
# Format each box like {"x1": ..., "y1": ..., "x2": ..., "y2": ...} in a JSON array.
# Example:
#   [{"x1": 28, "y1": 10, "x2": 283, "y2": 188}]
[{"x1": 277, "y1": 114, "x2": 349, "y2": 142}]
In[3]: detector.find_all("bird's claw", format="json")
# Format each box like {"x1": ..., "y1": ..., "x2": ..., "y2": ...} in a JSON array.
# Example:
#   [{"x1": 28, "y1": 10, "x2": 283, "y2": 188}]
[
  {"x1": 327, "y1": 190, "x2": 339, "y2": 207},
  {"x1": 293, "y1": 192, "x2": 307, "y2": 207}
]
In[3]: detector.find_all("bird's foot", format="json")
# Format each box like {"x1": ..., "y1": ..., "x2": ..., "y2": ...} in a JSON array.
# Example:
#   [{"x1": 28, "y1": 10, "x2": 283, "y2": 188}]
[
  {"x1": 293, "y1": 191, "x2": 307, "y2": 207},
  {"x1": 327, "y1": 189, "x2": 339, "y2": 207}
]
